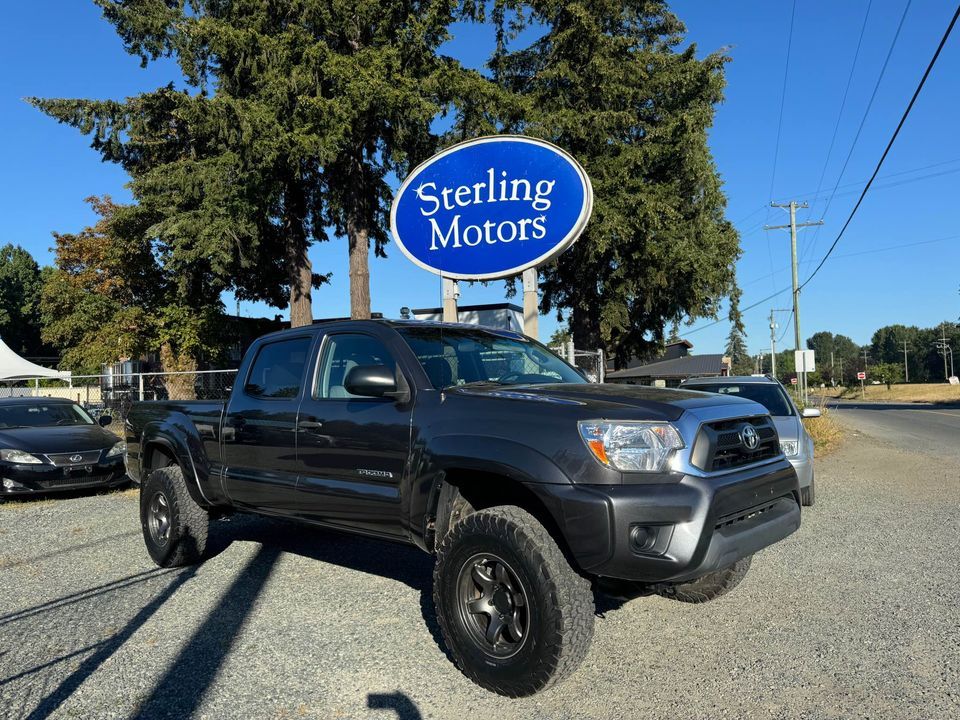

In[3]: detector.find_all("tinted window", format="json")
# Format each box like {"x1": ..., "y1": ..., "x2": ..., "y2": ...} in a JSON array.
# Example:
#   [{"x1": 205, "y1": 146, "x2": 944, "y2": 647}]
[
  {"x1": 316, "y1": 334, "x2": 397, "y2": 399},
  {"x1": 689, "y1": 383, "x2": 794, "y2": 416},
  {"x1": 0, "y1": 403, "x2": 94, "y2": 428},
  {"x1": 244, "y1": 337, "x2": 311, "y2": 399},
  {"x1": 398, "y1": 327, "x2": 585, "y2": 388}
]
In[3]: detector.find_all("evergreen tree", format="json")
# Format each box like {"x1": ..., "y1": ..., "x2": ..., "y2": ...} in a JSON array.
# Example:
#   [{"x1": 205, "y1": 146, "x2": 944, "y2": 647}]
[
  {"x1": 493, "y1": 0, "x2": 740, "y2": 365},
  {"x1": 30, "y1": 0, "x2": 484, "y2": 325},
  {"x1": 725, "y1": 324, "x2": 751, "y2": 375},
  {"x1": 0, "y1": 245, "x2": 46, "y2": 356}
]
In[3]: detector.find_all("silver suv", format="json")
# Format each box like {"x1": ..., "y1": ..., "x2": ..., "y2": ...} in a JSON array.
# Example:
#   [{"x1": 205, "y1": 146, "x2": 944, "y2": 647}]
[{"x1": 679, "y1": 375, "x2": 817, "y2": 506}]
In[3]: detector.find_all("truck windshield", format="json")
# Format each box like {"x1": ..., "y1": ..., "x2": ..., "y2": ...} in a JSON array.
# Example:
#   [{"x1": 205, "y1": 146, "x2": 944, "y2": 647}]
[
  {"x1": 0, "y1": 403, "x2": 95, "y2": 428},
  {"x1": 398, "y1": 327, "x2": 587, "y2": 389},
  {"x1": 689, "y1": 383, "x2": 794, "y2": 417}
]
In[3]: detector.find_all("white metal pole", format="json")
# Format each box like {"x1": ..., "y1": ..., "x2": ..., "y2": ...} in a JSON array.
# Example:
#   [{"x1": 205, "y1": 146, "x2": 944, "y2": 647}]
[{"x1": 522, "y1": 268, "x2": 539, "y2": 340}]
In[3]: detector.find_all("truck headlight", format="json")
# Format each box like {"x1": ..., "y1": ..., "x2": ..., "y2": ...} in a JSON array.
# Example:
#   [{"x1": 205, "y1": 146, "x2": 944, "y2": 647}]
[
  {"x1": 0, "y1": 449, "x2": 43, "y2": 464},
  {"x1": 105, "y1": 442, "x2": 126, "y2": 458},
  {"x1": 779, "y1": 440, "x2": 799, "y2": 457},
  {"x1": 578, "y1": 421, "x2": 684, "y2": 472}
]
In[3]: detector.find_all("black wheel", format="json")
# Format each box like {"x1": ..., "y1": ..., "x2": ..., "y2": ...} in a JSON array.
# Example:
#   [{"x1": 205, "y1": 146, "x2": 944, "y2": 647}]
[
  {"x1": 433, "y1": 506, "x2": 594, "y2": 697},
  {"x1": 801, "y1": 475, "x2": 816, "y2": 506},
  {"x1": 140, "y1": 465, "x2": 210, "y2": 567},
  {"x1": 659, "y1": 556, "x2": 752, "y2": 604}
]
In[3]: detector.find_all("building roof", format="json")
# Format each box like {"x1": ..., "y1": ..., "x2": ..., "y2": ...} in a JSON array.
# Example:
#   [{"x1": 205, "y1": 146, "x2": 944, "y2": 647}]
[{"x1": 606, "y1": 353, "x2": 727, "y2": 380}]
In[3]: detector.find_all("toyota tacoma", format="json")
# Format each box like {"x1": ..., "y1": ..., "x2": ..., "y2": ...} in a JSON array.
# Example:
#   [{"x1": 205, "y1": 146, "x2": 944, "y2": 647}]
[{"x1": 126, "y1": 320, "x2": 801, "y2": 697}]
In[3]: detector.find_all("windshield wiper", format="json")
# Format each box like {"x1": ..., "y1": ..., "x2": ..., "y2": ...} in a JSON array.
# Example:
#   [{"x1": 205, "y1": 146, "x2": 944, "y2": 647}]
[{"x1": 446, "y1": 380, "x2": 505, "y2": 389}]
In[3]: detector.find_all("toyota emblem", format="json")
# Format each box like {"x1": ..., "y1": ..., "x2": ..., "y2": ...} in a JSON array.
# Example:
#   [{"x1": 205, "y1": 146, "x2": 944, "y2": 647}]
[
  {"x1": 739, "y1": 425, "x2": 759, "y2": 451},
  {"x1": 70, "y1": 454, "x2": 83, "y2": 463}
]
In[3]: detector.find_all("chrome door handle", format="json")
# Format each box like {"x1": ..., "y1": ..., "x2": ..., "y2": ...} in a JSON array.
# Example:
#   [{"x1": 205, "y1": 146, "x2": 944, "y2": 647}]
[{"x1": 298, "y1": 420, "x2": 323, "y2": 430}]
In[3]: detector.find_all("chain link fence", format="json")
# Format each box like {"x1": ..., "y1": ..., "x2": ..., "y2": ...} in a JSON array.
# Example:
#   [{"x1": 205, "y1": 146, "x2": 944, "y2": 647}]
[
  {"x1": 0, "y1": 370, "x2": 237, "y2": 435},
  {"x1": 550, "y1": 343, "x2": 606, "y2": 383}
]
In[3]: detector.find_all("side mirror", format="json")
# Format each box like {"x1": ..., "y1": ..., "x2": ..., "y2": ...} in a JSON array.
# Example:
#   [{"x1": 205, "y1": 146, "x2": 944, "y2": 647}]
[
  {"x1": 98, "y1": 415, "x2": 113, "y2": 427},
  {"x1": 344, "y1": 365, "x2": 399, "y2": 399},
  {"x1": 801, "y1": 408, "x2": 821, "y2": 418}
]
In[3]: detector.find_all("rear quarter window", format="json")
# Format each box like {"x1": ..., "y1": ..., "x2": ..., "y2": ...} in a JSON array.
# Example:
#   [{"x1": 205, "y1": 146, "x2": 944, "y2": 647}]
[{"x1": 244, "y1": 337, "x2": 312, "y2": 399}]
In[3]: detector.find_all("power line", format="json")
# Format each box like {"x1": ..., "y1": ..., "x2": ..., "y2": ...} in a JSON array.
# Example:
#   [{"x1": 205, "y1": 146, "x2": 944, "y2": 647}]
[
  {"x1": 803, "y1": 0, "x2": 913, "y2": 265},
  {"x1": 801, "y1": 0, "x2": 872, "y2": 233},
  {"x1": 801, "y1": 3, "x2": 960, "y2": 289},
  {"x1": 764, "y1": 0, "x2": 798, "y2": 292}
]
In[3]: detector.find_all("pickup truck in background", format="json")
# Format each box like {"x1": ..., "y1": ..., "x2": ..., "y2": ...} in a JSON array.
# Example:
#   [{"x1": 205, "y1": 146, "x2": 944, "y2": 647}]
[{"x1": 126, "y1": 320, "x2": 801, "y2": 697}]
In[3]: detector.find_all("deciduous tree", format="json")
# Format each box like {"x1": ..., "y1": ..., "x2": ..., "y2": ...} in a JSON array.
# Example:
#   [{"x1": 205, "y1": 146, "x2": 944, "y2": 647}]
[{"x1": 0, "y1": 245, "x2": 47, "y2": 356}]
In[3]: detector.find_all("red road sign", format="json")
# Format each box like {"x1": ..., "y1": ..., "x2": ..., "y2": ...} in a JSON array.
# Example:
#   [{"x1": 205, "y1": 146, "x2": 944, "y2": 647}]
[
  {"x1": 790, "y1": 377, "x2": 798, "y2": 385},
  {"x1": 857, "y1": 371, "x2": 866, "y2": 380}
]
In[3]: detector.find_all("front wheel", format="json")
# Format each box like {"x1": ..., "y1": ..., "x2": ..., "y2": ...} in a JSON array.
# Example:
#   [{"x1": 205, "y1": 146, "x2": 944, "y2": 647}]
[
  {"x1": 658, "y1": 556, "x2": 752, "y2": 604},
  {"x1": 433, "y1": 506, "x2": 595, "y2": 697},
  {"x1": 140, "y1": 465, "x2": 210, "y2": 567},
  {"x1": 801, "y1": 475, "x2": 816, "y2": 506}
]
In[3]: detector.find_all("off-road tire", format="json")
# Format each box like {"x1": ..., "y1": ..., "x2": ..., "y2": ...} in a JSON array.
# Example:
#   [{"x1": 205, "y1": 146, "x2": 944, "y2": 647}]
[
  {"x1": 140, "y1": 465, "x2": 210, "y2": 567},
  {"x1": 800, "y1": 475, "x2": 816, "y2": 506},
  {"x1": 433, "y1": 506, "x2": 595, "y2": 697},
  {"x1": 659, "y1": 556, "x2": 752, "y2": 604}
]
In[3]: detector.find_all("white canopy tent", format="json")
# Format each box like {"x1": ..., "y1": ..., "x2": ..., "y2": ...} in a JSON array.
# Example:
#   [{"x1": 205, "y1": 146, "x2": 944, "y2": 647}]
[{"x1": 0, "y1": 338, "x2": 71, "y2": 393}]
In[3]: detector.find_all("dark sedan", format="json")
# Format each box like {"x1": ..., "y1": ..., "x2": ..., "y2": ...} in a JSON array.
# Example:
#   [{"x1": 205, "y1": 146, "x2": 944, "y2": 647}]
[{"x1": 0, "y1": 397, "x2": 127, "y2": 497}]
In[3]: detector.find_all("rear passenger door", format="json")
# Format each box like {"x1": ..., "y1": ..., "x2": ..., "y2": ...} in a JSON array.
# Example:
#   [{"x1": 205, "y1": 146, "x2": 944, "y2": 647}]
[
  {"x1": 293, "y1": 331, "x2": 413, "y2": 537},
  {"x1": 221, "y1": 334, "x2": 315, "y2": 514}
]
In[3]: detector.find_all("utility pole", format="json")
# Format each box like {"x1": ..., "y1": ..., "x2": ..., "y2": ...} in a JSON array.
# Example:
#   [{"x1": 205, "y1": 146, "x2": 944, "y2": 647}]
[
  {"x1": 765, "y1": 202, "x2": 823, "y2": 405},
  {"x1": 938, "y1": 322, "x2": 949, "y2": 380},
  {"x1": 902, "y1": 339, "x2": 909, "y2": 383}
]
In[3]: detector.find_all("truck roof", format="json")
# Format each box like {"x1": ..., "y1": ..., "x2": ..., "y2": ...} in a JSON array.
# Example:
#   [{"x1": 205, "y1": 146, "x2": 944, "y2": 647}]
[{"x1": 256, "y1": 318, "x2": 527, "y2": 343}]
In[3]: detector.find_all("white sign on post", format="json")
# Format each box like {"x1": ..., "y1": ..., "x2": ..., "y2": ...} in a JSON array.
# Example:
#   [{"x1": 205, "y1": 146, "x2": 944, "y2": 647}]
[{"x1": 794, "y1": 349, "x2": 815, "y2": 374}]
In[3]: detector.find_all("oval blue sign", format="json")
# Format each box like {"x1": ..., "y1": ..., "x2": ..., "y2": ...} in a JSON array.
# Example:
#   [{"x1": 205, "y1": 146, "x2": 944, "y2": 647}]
[{"x1": 390, "y1": 136, "x2": 593, "y2": 280}]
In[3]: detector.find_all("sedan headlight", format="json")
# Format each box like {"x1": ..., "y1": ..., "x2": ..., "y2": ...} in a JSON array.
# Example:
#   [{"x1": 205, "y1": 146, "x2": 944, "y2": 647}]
[
  {"x1": 0, "y1": 448, "x2": 43, "y2": 464},
  {"x1": 779, "y1": 440, "x2": 799, "y2": 457},
  {"x1": 105, "y1": 441, "x2": 126, "y2": 458},
  {"x1": 578, "y1": 421, "x2": 684, "y2": 472}
]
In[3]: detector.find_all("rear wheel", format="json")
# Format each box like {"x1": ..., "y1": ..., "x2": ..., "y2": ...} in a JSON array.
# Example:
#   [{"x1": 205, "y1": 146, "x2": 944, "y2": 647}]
[
  {"x1": 433, "y1": 506, "x2": 594, "y2": 697},
  {"x1": 659, "y1": 556, "x2": 752, "y2": 604},
  {"x1": 800, "y1": 475, "x2": 816, "y2": 506},
  {"x1": 140, "y1": 465, "x2": 210, "y2": 567}
]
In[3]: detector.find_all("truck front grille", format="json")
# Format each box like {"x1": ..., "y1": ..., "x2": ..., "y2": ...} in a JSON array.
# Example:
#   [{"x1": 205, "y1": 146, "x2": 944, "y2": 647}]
[{"x1": 690, "y1": 416, "x2": 780, "y2": 473}]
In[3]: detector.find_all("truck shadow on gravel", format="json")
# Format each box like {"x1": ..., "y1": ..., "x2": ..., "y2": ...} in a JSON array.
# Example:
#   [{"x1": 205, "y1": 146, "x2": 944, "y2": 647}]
[{"x1": 206, "y1": 514, "x2": 637, "y2": 660}]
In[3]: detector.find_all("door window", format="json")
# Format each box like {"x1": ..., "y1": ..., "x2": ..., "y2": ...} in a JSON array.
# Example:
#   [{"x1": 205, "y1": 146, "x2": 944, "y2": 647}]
[
  {"x1": 316, "y1": 334, "x2": 396, "y2": 399},
  {"x1": 244, "y1": 337, "x2": 312, "y2": 399}
]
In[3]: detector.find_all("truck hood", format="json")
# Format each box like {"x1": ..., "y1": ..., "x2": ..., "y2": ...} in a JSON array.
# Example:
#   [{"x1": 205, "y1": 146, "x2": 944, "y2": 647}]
[
  {"x1": 0, "y1": 425, "x2": 119, "y2": 454},
  {"x1": 449, "y1": 382, "x2": 762, "y2": 422}
]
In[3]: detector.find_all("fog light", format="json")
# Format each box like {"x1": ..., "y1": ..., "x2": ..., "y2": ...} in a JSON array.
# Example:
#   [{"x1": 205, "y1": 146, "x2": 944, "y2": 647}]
[
  {"x1": 630, "y1": 525, "x2": 656, "y2": 552},
  {"x1": 3, "y1": 478, "x2": 20, "y2": 489}
]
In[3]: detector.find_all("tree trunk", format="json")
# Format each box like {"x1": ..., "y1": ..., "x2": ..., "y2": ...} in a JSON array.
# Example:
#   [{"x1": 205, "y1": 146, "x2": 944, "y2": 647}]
[
  {"x1": 159, "y1": 342, "x2": 197, "y2": 401},
  {"x1": 285, "y1": 180, "x2": 313, "y2": 327},
  {"x1": 348, "y1": 214, "x2": 371, "y2": 319}
]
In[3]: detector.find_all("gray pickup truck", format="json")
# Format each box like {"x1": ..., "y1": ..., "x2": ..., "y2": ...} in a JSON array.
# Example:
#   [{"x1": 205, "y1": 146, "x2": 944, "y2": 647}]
[{"x1": 127, "y1": 320, "x2": 801, "y2": 697}]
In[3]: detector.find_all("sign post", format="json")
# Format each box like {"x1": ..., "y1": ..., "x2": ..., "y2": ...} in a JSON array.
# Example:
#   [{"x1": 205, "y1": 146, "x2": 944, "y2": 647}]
[
  {"x1": 442, "y1": 277, "x2": 459, "y2": 323},
  {"x1": 522, "y1": 268, "x2": 539, "y2": 339},
  {"x1": 857, "y1": 370, "x2": 866, "y2": 398},
  {"x1": 390, "y1": 135, "x2": 593, "y2": 339}
]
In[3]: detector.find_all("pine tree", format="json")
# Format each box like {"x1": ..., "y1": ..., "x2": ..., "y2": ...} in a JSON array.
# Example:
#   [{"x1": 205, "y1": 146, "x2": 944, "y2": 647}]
[
  {"x1": 30, "y1": 0, "x2": 484, "y2": 325},
  {"x1": 725, "y1": 324, "x2": 751, "y2": 376},
  {"x1": 493, "y1": 0, "x2": 741, "y2": 365}
]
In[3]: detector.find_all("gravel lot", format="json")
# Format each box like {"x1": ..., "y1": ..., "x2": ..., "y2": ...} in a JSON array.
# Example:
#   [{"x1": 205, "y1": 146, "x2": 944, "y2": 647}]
[{"x1": 1, "y1": 427, "x2": 958, "y2": 720}]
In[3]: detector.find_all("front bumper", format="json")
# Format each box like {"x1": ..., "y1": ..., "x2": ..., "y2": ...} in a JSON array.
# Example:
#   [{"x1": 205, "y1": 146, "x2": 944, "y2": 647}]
[
  {"x1": 526, "y1": 459, "x2": 801, "y2": 583},
  {"x1": 1, "y1": 456, "x2": 127, "y2": 496}
]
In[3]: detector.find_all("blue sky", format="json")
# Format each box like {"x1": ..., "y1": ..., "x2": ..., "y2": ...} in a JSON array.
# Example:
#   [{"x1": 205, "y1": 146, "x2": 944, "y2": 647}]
[{"x1": 1, "y1": 1, "x2": 957, "y2": 357}]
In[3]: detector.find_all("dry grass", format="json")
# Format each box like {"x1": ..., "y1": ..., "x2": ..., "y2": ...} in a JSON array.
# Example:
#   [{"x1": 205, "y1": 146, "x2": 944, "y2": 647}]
[
  {"x1": 804, "y1": 408, "x2": 844, "y2": 457},
  {"x1": 812, "y1": 383, "x2": 960, "y2": 404}
]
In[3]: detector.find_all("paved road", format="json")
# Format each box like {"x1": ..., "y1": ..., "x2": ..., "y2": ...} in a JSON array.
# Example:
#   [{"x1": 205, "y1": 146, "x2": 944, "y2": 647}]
[
  {"x1": 829, "y1": 400, "x2": 960, "y2": 462},
  {"x1": 1, "y1": 433, "x2": 958, "y2": 719}
]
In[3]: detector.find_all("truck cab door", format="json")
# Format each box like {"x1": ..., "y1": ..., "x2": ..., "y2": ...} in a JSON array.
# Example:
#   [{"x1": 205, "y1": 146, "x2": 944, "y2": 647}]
[
  {"x1": 294, "y1": 331, "x2": 413, "y2": 538},
  {"x1": 221, "y1": 334, "x2": 315, "y2": 514}
]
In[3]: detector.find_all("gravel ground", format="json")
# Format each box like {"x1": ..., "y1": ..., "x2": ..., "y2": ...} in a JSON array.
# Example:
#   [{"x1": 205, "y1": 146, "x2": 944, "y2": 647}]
[{"x1": 1, "y1": 428, "x2": 958, "y2": 720}]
